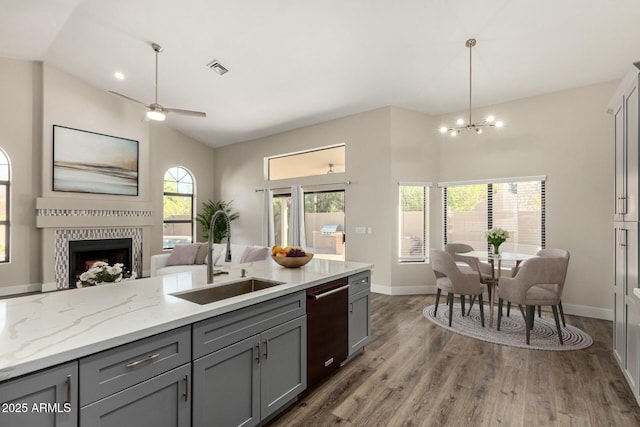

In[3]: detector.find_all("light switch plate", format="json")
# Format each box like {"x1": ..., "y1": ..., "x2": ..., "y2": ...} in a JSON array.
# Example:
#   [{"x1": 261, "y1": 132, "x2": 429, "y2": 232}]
[{"x1": 355, "y1": 227, "x2": 366, "y2": 234}]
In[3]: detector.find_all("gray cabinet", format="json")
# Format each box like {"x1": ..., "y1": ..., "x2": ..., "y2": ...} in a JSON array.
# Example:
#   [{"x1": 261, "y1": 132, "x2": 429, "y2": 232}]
[
  {"x1": 192, "y1": 292, "x2": 307, "y2": 427},
  {"x1": 79, "y1": 326, "x2": 191, "y2": 427},
  {"x1": 80, "y1": 364, "x2": 190, "y2": 427},
  {"x1": 348, "y1": 271, "x2": 371, "y2": 357},
  {"x1": 0, "y1": 361, "x2": 78, "y2": 427}
]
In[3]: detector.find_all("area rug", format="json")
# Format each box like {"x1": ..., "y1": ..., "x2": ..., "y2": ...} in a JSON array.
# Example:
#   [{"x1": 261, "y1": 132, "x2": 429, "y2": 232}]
[{"x1": 423, "y1": 304, "x2": 593, "y2": 351}]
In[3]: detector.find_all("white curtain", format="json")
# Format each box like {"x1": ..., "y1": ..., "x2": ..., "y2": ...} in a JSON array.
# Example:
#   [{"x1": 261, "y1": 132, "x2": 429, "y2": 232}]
[
  {"x1": 262, "y1": 189, "x2": 275, "y2": 247},
  {"x1": 288, "y1": 185, "x2": 306, "y2": 248}
]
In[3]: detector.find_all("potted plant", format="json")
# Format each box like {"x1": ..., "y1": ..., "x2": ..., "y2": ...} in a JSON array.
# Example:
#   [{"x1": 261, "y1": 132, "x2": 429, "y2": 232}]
[{"x1": 195, "y1": 200, "x2": 239, "y2": 242}]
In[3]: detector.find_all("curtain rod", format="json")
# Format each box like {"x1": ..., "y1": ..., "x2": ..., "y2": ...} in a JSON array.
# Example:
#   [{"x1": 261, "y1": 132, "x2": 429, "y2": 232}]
[{"x1": 255, "y1": 180, "x2": 352, "y2": 192}]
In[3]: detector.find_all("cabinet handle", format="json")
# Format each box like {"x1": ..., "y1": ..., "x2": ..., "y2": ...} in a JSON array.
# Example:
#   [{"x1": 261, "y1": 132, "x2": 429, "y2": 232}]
[
  {"x1": 349, "y1": 302, "x2": 354, "y2": 313},
  {"x1": 126, "y1": 353, "x2": 160, "y2": 368},
  {"x1": 255, "y1": 342, "x2": 261, "y2": 364},
  {"x1": 620, "y1": 195, "x2": 628, "y2": 215},
  {"x1": 183, "y1": 375, "x2": 189, "y2": 402},
  {"x1": 308, "y1": 284, "x2": 350, "y2": 300},
  {"x1": 65, "y1": 374, "x2": 72, "y2": 404},
  {"x1": 264, "y1": 339, "x2": 269, "y2": 359}
]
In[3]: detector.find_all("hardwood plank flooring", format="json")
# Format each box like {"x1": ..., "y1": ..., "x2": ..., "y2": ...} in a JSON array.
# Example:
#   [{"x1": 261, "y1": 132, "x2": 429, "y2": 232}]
[{"x1": 267, "y1": 294, "x2": 640, "y2": 427}]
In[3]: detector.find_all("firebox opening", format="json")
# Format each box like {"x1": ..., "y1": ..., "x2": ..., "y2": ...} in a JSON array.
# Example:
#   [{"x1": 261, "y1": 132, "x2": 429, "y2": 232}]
[{"x1": 69, "y1": 238, "x2": 132, "y2": 288}]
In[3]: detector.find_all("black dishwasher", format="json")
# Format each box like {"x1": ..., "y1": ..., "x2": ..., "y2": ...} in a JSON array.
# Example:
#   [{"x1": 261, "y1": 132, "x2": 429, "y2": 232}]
[{"x1": 306, "y1": 277, "x2": 349, "y2": 388}]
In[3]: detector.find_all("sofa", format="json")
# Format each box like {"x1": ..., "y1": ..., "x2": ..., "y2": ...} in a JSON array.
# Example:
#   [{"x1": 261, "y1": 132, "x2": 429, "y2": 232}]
[{"x1": 150, "y1": 242, "x2": 270, "y2": 277}]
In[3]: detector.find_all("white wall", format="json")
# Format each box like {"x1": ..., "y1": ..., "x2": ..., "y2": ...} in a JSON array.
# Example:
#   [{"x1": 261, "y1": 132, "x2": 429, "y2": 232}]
[{"x1": 436, "y1": 81, "x2": 617, "y2": 318}]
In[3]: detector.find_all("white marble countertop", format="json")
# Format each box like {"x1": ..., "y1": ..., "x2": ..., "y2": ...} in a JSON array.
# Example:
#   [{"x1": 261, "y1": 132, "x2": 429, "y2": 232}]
[{"x1": 0, "y1": 258, "x2": 372, "y2": 382}]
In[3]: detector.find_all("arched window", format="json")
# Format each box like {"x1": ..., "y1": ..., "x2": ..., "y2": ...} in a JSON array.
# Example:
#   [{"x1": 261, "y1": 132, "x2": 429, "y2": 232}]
[
  {"x1": 163, "y1": 167, "x2": 194, "y2": 249},
  {"x1": 0, "y1": 149, "x2": 9, "y2": 263}
]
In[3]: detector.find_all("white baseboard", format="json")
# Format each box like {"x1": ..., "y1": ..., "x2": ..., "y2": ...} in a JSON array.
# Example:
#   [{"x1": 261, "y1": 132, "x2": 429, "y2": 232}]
[
  {"x1": 0, "y1": 282, "x2": 42, "y2": 296},
  {"x1": 370, "y1": 283, "x2": 613, "y2": 321},
  {"x1": 41, "y1": 282, "x2": 59, "y2": 293}
]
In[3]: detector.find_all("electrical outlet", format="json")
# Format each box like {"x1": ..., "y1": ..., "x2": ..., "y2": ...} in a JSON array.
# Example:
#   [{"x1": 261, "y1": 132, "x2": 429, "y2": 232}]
[{"x1": 367, "y1": 227, "x2": 373, "y2": 234}]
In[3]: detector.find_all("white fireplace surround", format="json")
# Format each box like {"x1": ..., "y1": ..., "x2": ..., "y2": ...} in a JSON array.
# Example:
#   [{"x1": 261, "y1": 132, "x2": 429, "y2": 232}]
[{"x1": 55, "y1": 228, "x2": 143, "y2": 289}]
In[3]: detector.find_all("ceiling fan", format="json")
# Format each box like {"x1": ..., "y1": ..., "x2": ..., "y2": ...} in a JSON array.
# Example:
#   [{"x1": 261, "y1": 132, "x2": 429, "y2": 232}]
[{"x1": 109, "y1": 43, "x2": 206, "y2": 121}]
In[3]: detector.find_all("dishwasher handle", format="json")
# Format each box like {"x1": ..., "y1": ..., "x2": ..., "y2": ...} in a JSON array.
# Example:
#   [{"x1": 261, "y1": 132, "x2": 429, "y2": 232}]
[{"x1": 308, "y1": 284, "x2": 349, "y2": 300}]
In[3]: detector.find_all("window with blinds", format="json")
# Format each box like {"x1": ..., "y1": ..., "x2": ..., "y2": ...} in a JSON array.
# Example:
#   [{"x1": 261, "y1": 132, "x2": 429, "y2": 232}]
[
  {"x1": 398, "y1": 183, "x2": 429, "y2": 263},
  {"x1": 442, "y1": 177, "x2": 545, "y2": 255}
]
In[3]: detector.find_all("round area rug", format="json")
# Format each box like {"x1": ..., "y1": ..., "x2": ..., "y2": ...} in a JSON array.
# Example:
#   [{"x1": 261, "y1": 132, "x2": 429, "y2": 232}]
[{"x1": 423, "y1": 304, "x2": 593, "y2": 351}]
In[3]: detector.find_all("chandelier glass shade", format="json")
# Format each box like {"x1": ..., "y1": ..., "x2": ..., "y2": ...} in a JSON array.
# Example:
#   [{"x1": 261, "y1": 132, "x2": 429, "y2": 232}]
[{"x1": 439, "y1": 38, "x2": 503, "y2": 136}]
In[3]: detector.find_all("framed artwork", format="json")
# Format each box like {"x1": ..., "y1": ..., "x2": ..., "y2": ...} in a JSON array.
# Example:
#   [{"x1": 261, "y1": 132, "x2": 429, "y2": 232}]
[{"x1": 53, "y1": 125, "x2": 139, "y2": 196}]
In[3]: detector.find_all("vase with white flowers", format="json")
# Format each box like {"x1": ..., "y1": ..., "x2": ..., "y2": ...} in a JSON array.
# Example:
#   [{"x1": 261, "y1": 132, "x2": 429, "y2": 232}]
[
  {"x1": 76, "y1": 261, "x2": 137, "y2": 288},
  {"x1": 485, "y1": 227, "x2": 510, "y2": 255}
]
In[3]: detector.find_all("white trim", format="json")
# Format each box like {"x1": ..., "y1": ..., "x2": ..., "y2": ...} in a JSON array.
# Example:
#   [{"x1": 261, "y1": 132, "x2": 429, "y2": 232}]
[
  {"x1": 266, "y1": 142, "x2": 346, "y2": 161},
  {"x1": 0, "y1": 282, "x2": 42, "y2": 296},
  {"x1": 41, "y1": 282, "x2": 58, "y2": 293},
  {"x1": 560, "y1": 303, "x2": 613, "y2": 321},
  {"x1": 437, "y1": 175, "x2": 547, "y2": 187},
  {"x1": 398, "y1": 181, "x2": 433, "y2": 187}
]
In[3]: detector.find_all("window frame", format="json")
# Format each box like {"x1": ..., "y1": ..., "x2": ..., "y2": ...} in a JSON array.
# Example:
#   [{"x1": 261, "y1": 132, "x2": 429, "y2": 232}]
[
  {"x1": 440, "y1": 176, "x2": 546, "y2": 254},
  {"x1": 0, "y1": 149, "x2": 9, "y2": 263},
  {"x1": 162, "y1": 166, "x2": 195, "y2": 250},
  {"x1": 398, "y1": 182, "x2": 431, "y2": 264}
]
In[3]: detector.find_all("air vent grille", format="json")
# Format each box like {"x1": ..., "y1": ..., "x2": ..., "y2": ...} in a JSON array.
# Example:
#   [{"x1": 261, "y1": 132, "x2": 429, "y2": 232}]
[{"x1": 207, "y1": 60, "x2": 228, "y2": 75}]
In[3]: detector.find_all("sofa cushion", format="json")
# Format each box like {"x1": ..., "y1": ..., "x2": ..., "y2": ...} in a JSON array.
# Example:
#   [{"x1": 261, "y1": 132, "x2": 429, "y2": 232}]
[
  {"x1": 156, "y1": 264, "x2": 208, "y2": 276},
  {"x1": 194, "y1": 243, "x2": 208, "y2": 265},
  {"x1": 166, "y1": 244, "x2": 200, "y2": 266},
  {"x1": 240, "y1": 246, "x2": 269, "y2": 263}
]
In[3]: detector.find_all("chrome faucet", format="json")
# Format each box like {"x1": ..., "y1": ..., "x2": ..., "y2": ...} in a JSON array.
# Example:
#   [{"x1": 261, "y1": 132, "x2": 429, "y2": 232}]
[{"x1": 207, "y1": 210, "x2": 232, "y2": 284}]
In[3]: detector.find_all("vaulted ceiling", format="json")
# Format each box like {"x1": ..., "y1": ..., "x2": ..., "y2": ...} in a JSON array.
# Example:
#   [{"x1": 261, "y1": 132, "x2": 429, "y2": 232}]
[{"x1": 1, "y1": 0, "x2": 639, "y2": 147}]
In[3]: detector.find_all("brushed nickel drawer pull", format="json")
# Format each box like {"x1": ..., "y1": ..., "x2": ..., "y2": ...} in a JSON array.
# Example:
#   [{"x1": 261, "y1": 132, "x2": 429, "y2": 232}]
[
  {"x1": 126, "y1": 353, "x2": 160, "y2": 368},
  {"x1": 183, "y1": 375, "x2": 189, "y2": 402},
  {"x1": 264, "y1": 339, "x2": 269, "y2": 359},
  {"x1": 308, "y1": 284, "x2": 349, "y2": 300},
  {"x1": 66, "y1": 374, "x2": 72, "y2": 404},
  {"x1": 255, "y1": 342, "x2": 261, "y2": 364}
]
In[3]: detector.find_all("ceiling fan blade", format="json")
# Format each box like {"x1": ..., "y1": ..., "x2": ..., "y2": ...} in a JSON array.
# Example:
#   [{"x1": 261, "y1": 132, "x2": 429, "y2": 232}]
[
  {"x1": 109, "y1": 91, "x2": 148, "y2": 106},
  {"x1": 164, "y1": 108, "x2": 207, "y2": 118}
]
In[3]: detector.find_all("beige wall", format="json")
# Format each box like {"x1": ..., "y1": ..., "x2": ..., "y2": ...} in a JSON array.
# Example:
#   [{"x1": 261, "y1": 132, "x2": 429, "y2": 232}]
[
  {"x1": 214, "y1": 108, "x2": 393, "y2": 286},
  {"x1": 0, "y1": 59, "x2": 214, "y2": 292},
  {"x1": 0, "y1": 58, "x2": 42, "y2": 290},
  {"x1": 435, "y1": 81, "x2": 617, "y2": 317}
]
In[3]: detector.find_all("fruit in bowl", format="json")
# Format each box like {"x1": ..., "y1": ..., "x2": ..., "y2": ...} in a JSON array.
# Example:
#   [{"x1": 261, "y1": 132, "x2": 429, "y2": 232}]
[{"x1": 271, "y1": 245, "x2": 314, "y2": 268}]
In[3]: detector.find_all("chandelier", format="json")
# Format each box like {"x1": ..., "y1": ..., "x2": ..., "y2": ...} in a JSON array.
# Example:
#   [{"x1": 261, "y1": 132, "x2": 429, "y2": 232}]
[{"x1": 440, "y1": 38, "x2": 503, "y2": 136}]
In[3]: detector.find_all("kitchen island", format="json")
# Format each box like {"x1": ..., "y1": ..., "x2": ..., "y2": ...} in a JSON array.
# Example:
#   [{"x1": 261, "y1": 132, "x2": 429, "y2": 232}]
[{"x1": 0, "y1": 258, "x2": 372, "y2": 427}]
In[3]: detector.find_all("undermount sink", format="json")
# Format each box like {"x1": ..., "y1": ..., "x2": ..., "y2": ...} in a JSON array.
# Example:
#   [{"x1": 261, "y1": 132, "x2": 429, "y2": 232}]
[{"x1": 171, "y1": 278, "x2": 284, "y2": 305}]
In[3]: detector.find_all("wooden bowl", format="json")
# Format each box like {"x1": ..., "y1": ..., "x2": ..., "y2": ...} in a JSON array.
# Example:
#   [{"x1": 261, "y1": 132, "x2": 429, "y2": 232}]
[{"x1": 271, "y1": 254, "x2": 314, "y2": 268}]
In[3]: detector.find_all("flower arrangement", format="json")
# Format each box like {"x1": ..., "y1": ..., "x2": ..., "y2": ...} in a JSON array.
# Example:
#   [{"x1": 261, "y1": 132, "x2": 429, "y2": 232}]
[
  {"x1": 77, "y1": 261, "x2": 137, "y2": 288},
  {"x1": 485, "y1": 227, "x2": 510, "y2": 255}
]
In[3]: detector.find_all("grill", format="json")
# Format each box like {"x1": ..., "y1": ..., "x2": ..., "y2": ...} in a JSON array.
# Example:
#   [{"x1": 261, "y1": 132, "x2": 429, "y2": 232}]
[{"x1": 320, "y1": 225, "x2": 340, "y2": 236}]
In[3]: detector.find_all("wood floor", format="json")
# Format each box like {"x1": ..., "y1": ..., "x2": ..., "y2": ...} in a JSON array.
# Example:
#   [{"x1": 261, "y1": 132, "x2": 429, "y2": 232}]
[{"x1": 268, "y1": 294, "x2": 640, "y2": 427}]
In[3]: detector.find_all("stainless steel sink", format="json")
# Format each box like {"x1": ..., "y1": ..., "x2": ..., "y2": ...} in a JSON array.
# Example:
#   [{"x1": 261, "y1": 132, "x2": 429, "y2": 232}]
[{"x1": 170, "y1": 278, "x2": 284, "y2": 305}]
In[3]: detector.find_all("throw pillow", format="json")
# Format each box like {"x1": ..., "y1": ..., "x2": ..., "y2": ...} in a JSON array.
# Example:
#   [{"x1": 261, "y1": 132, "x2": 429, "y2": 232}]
[
  {"x1": 166, "y1": 244, "x2": 200, "y2": 266},
  {"x1": 240, "y1": 246, "x2": 269, "y2": 263},
  {"x1": 194, "y1": 243, "x2": 208, "y2": 265}
]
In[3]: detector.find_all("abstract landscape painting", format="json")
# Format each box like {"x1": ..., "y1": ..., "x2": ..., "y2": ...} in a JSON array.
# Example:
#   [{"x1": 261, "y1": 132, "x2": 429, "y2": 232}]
[{"x1": 53, "y1": 125, "x2": 139, "y2": 196}]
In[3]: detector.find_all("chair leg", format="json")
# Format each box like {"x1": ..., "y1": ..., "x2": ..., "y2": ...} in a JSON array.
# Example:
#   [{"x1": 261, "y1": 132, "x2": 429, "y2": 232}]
[
  {"x1": 507, "y1": 301, "x2": 511, "y2": 317},
  {"x1": 487, "y1": 284, "x2": 492, "y2": 304},
  {"x1": 497, "y1": 298, "x2": 503, "y2": 331},
  {"x1": 529, "y1": 305, "x2": 535, "y2": 330},
  {"x1": 538, "y1": 305, "x2": 542, "y2": 318},
  {"x1": 448, "y1": 293, "x2": 454, "y2": 327},
  {"x1": 478, "y1": 294, "x2": 484, "y2": 327},
  {"x1": 552, "y1": 305, "x2": 564, "y2": 345},
  {"x1": 558, "y1": 300, "x2": 566, "y2": 327},
  {"x1": 461, "y1": 295, "x2": 466, "y2": 317},
  {"x1": 525, "y1": 306, "x2": 532, "y2": 345},
  {"x1": 467, "y1": 295, "x2": 476, "y2": 316},
  {"x1": 434, "y1": 288, "x2": 442, "y2": 316}
]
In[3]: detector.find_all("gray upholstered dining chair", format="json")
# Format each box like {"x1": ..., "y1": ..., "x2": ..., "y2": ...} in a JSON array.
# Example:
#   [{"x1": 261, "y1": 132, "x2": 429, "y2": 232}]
[
  {"x1": 535, "y1": 248, "x2": 570, "y2": 326},
  {"x1": 431, "y1": 249, "x2": 485, "y2": 327},
  {"x1": 444, "y1": 243, "x2": 494, "y2": 286},
  {"x1": 497, "y1": 256, "x2": 568, "y2": 345}
]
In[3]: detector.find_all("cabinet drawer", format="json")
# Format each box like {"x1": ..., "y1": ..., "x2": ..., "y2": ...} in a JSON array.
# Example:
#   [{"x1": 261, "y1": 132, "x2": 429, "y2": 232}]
[
  {"x1": 193, "y1": 291, "x2": 305, "y2": 359},
  {"x1": 349, "y1": 271, "x2": 371, "y2": 295},
  {"x1": 79, "y1": 325, "x2": 191, "y2": 406}
]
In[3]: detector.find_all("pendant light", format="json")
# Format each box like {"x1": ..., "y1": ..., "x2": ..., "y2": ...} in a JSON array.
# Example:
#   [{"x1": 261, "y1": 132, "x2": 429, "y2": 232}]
[{"x1": 439, "y1": 39, "x2": 503, "y2": 136}]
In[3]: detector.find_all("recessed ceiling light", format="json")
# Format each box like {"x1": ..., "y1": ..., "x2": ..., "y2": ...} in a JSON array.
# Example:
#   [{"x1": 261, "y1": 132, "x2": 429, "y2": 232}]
[{"x1": 114, "y1": 71, "x2": 125, "y2": 80}]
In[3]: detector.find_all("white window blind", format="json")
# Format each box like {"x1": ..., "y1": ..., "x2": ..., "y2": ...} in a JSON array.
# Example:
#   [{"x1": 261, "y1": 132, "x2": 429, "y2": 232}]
[
  {"x1": 442, "y1": 178, "x2": 545, "y2": 255},
  {"x1": 398, "y1": 183, "x2": 429, "y2": 263}
]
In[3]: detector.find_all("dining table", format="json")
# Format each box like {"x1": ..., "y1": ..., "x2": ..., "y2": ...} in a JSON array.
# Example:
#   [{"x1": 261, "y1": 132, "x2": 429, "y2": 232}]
[{"x1": 456, "y1": 250, "x2": 536, "y2": 327}]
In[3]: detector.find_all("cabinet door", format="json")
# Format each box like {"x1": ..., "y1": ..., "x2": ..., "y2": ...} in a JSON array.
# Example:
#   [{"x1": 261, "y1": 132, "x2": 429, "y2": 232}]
[
  {"x1": 614, "y1": 223, "x2": 630, "y2": 364},
  {"x1": 0, "y1": 362, "x2": 77, "y2": 427},
  {"x1": 80, "y1": 364, "x2": 190, "y2": 427},
  {"x1": 192, "y1": 336, "x2": 260, "y2": 427},
  {"x1": 349, "y1": 291, "x2": 371, "y2": 356},
  {"x1": 260, "y1": 316, "x2": 307, "y2": 421},
  {"x1": 626, "y1": 296, "x2": 640, "y2": 397}
]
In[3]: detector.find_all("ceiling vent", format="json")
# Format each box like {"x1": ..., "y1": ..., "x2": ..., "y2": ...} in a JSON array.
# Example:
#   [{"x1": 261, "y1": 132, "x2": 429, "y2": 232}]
[{"x1": 207, "y1": 60, "x2": 228, "y2": 76}]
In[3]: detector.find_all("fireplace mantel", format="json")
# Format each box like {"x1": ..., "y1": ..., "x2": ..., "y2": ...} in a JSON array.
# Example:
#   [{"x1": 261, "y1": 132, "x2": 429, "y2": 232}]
[{"x1": 36, "y1": 197, "x2": 153, "y2": 228}]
